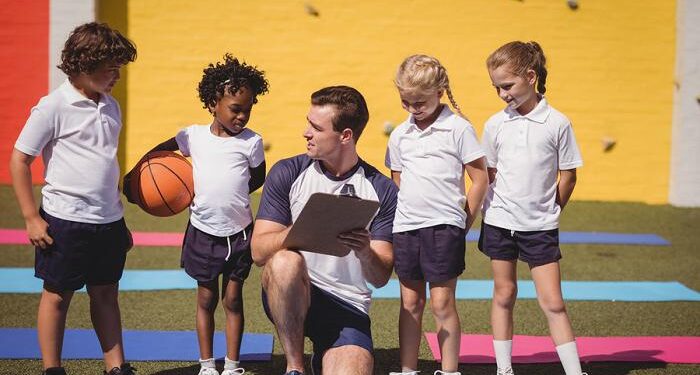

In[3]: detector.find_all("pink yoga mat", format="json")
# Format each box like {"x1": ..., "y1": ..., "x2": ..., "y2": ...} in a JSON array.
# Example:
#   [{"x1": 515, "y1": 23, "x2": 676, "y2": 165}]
[
  {"x1": 0, "y1": 229, "x2": 184, "y2": 247},
  {"x1": 425, "y1": 333, "x2": 700, "y2": 364}
]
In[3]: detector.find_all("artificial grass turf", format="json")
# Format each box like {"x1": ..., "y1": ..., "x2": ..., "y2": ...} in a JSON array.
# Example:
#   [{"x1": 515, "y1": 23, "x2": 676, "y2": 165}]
[{"x1": 0, "y1": 187, "x2": 698, "y2": 374}]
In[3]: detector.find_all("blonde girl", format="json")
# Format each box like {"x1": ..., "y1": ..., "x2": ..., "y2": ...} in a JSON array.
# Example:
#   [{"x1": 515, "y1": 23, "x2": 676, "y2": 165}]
[
  {"x1": 385, "y1": 55, "x2": 489, "y2": 375},
  {"x1": 480, "y1": 41, "x2": 586, "y2": 375}
]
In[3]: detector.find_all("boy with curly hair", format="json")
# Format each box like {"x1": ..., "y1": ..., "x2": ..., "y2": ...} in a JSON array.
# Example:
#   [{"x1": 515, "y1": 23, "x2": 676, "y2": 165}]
[
  {"x1": 124, "y1": 54, "x2": 269, "y2": 375},
  {"x1": 10, "y1": 22, "x2": 137, "y2": 375}
]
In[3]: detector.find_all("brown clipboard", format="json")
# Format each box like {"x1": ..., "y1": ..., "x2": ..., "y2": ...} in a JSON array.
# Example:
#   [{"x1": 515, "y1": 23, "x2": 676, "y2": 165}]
[{"x1": 282, "y1": 192, "x2": 381, "y2": 257}]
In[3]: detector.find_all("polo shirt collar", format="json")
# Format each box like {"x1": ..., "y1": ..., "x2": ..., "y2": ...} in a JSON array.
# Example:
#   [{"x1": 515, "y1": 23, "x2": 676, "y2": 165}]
[
  {"x1": 503, "y1": 96, "x2": 551, "y2": 124},
  {"x1": 407, "y1": 104, "x2": 453, "y2": 132},
  {"x1": 60, "y1": 79, "x2": 110, "y2": 107}
]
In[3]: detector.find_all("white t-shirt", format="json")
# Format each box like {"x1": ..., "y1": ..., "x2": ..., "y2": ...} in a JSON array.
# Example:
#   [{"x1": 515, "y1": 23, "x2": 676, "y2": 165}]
[
  {"x1": 482, "y1": 97, "x2": 583, "y2": 231},
  {"x1": 175, "y1": 125, "x2": 264, "y2": 237},
  {"x1": 14, "y1": 80, "x2": 124, "y2": 224},
  {"x1": 385, "y1": 105, "x2": 485, "y2": 232},
  {"x1": 256, "y1": 155, "x2": 397, "y2": 315}
]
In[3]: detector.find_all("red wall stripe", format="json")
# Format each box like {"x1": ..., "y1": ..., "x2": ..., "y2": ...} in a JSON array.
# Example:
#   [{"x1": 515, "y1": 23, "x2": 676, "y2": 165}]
[{"x1": 0, "y1": 0, "x2": 49, "y2": 184}]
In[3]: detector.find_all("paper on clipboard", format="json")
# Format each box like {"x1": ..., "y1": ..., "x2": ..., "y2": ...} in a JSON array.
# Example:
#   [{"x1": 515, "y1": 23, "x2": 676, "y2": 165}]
[{"x1": 282, "y1": 192, "x2": 380, "y2": 257}]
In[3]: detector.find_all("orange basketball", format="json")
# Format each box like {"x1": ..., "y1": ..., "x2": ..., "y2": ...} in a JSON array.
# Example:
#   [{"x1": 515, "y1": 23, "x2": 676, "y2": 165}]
[{"x1": 129, "y1": 151, "x2": 194, "y2": 217}]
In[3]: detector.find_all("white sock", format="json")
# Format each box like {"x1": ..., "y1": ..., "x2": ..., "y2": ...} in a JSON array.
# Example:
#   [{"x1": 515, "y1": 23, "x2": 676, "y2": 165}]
[
  {"x1": 555, "y1": 341, "x2": 583, "y2": 375},
  {"x1": 493, "y1": 339, "x2": 513, "y2": 369},
  {"x1": 199, "y1": 357, "x2": 216, "y2": 369},
  {"x1": 224, "y1": 356, "x2": 240, "y2": 370}
]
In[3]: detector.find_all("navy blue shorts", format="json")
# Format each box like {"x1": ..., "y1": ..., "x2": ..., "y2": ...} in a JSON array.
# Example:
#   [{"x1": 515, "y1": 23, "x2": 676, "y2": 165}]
[
  {"x1": 262, "y1": 284, "x2": 373, "y2": 375},
  {"x1": 478, "y1": 222, "x2": 562, "y2": 267},
  {"x1": 34, "y1": 208, "x2": 131, "y2": 291},
  {"x1": 393, "y1": 224, "x2": 466, "y2": 282},
  {"x1": 181, "y1": 222, "x2": 253, "y2": 282}
]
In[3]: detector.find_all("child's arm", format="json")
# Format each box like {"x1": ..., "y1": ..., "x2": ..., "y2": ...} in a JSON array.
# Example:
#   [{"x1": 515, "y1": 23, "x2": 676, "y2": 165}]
[
  {"x1": 9, "y1": 149, "x2": 53, "y2": 249},
  {"x1": 391, "y1": 171, "x2": 401, "y2": 187},
  {"x1": 464, "y1": 157, "x2": 489, "y2": 230},
  {"x1": 556, "y1": 169, "x2": 577, "y2": 209},
  {"x1": 249, "y1": 161, "x2": 266, "y2": 193},
  {"x1": 487, "y1": 168, "x2": 497, "y2": 184},
  {"x1": 122, "y1": 137, "x2": 180, "y2": 203}
]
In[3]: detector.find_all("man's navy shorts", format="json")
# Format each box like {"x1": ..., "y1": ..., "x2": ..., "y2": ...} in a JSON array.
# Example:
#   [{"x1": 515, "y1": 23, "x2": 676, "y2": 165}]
[
  {"x1": 34, "y1": 208, "x2": 131, "y2": 291},
  {"x1": 181, "y1": 222, "x2": 253, "y2": 282},
  {"x1": 478, "y1": 222, "x2": 562, "y2": 267},
  {"x1": 262, "y1": 284, "x2": 373, "y2": 375},
  {"x1": 393, "y1": 224, "x2": 466, "y2": 282}
]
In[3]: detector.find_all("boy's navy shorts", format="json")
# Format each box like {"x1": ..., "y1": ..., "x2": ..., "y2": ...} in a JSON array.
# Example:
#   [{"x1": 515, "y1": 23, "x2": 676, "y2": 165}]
[
  {"x1": 181, "y1": 222, "x2": 253, "y2": 283},
  {"x1": 393, "y1": 224, "x2": 466, "y2": 282},
  {"x1": 34, "y1": 208, "x2": 131, "y2": 291},
  {"x1": 478, "y1": 222, "x2": 562, "y2": 267},
  {"x1": 262, "y1": 284, "x2": 373, "y2": 375}
]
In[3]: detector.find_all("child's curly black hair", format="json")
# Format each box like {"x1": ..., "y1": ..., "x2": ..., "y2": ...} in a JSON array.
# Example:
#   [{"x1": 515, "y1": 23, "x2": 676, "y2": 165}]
[{"x1": 198, "y1": 54, "x2": 269, "y2": 110}]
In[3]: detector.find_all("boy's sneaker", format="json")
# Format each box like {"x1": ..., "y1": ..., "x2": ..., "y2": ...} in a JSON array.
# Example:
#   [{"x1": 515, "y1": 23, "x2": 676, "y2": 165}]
[
  {"x1": 497, "y1": 368, "x2": 514, "y2": 375},
  {"x1": 198, "y1": 368, "x2": 219, "y2": 375},
  {"x1": 104, "y1": 363, "x2": 136, "y2": 375},
  {"x1": 41, "y1": 367, "x2": 67, "y2": 375},
  {"x1": 434, "y1": 372, "x2": 461, "y2": 375},
  {"x1": 221, "y1": 368, "x2": 245, "y2": 375},
  {"x1": 283, "y1": 371, "x2": 304, "y2": 375}
]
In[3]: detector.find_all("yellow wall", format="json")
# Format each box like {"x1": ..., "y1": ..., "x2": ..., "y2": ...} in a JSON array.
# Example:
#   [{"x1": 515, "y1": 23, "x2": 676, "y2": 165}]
[{"x1": 100, "y1": 0, "x2": 675, "y2": 204}]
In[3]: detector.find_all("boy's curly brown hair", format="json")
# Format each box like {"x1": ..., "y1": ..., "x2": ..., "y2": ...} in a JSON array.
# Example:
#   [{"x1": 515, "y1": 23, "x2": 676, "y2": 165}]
[
  {"x1": 198, "y1": 54, "x2": 269, "y2": 110},
  {"x1": 57, "y1": 22, "x2": 137, "y2": 76}
]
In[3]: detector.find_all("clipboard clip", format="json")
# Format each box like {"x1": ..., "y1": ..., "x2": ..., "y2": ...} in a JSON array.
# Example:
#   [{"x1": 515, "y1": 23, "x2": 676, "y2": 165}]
[{"x1": 340, "y1": 183, "x2": 360, "y2": 199}]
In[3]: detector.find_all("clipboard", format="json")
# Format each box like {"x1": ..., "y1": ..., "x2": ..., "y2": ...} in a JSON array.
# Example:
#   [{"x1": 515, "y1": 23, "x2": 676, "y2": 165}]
[{"x1": 282, "y1": 192, "x2": 380, "y2": 257}]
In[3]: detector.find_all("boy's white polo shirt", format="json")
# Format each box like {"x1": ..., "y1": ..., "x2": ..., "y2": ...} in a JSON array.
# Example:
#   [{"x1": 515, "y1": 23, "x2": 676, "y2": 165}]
[
  {"x1": 385, "y1": 105, "x2": 484, "y2": 232},
  {"x1": 482, "y1": 97, "x2": 583, "y2": 231},
  {"x1": 14, "y1": 80, "x2": 124, "y2": 224}
]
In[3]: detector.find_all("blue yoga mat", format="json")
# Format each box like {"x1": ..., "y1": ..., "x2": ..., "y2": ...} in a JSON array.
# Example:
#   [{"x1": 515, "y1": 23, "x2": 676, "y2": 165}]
[
  {"x1": 0, "y1": 328, "x2": 273, "y2": 361},
  {"x1": 465, "y1": 229, "x2": 669, "y2": 245},
  {"x1": 371, "y1": 279, "x2": 700, "y2": 302}
]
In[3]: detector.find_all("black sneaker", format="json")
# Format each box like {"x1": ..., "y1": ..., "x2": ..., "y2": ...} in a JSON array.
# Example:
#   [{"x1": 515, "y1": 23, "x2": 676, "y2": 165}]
[
  {"x1": 41, "y1": 367, "x2": 67, "y2": 375},
  {"x1": 104, "y1": 363, "x2": 136, "y2": 375},
  {"x1": 283, "y1": 371, "x2": 304, "y2": 375}
]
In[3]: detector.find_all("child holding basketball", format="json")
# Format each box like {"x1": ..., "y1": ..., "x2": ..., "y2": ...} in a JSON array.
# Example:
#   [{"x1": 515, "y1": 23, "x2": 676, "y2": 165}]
[
  {"x1": 480, "y1": 41, "x2": 586, "y2": 375},
  {"x1": 124, "y1": 54, "x2": 268, "y2": 375},
  {"x1": 385, "y1": 55, "x2": 489, "y2": 375},
  {"x1": 9, "y1": 22, "x2": 137, "y2": 375}
]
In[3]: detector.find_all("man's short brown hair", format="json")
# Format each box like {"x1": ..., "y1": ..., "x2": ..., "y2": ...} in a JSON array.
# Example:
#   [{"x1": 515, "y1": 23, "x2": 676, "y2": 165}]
[{"x1": 311, "y1": 86, "x2": 369, "y2": 142}]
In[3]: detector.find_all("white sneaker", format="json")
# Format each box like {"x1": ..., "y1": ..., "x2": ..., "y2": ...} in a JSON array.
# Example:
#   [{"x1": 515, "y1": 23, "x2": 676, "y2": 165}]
[
  {"x1": 221, "y1": 368, "x2": 245, "y2": 375},
  {"x1": 389, "y1": 372, "x2": 419, "y2": 375},
  {"x1": 198, "y1": 368, "x2": 220, "y2": 375},
  {"x1": 434, "y1": 371, "x2": 461, "y2": 375},
  {"x1": 497, "y1": 368, "x2": 514, "y2": 375}
]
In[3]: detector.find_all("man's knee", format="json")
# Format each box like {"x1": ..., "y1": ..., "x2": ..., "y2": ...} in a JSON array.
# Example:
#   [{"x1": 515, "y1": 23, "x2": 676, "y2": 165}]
[
  {"x1": 262, "y1": 250, "x2": 308, "y2": 289},
  {"x1": 322, "y1": 345, "x2": 373, "y2": 375}
]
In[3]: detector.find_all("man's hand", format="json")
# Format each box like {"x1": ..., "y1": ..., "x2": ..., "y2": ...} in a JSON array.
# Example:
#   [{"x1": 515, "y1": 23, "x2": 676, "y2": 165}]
[
  {"x1": 26, "y1": 215, "x2": 53, "y2": 249},
  {"x1": 338, "y1": 229, "x2": 371, "y2": 260}
]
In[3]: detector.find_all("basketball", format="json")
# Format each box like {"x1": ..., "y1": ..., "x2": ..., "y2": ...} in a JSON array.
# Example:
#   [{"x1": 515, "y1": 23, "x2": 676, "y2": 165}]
[{"x1": 128, "y1": 151, "x2": 194, "y2": 217}]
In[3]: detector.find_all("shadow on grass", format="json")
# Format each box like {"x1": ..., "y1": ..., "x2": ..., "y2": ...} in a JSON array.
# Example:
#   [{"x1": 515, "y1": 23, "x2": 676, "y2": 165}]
[{"x1": 149, "y1": 354, "x2": 293, "y2": 375}]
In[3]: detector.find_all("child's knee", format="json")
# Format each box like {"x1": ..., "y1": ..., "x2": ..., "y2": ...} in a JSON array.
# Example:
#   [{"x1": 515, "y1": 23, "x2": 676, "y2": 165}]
[
  {"x1": 493, "y1": 283, "x2": 517, "y2": 308},
  {"x1": 223, "y1": 293, "x2": 243, "y2": 313},
  {"x1": 429, "y1": 294, "x2": 456, "y2": 319},
  {"x1": 538, "y1": 296, "x2": 566, "y2": 316},
  {"x1": 198, "y1": 291, "x2": 219, "y2": 311}
]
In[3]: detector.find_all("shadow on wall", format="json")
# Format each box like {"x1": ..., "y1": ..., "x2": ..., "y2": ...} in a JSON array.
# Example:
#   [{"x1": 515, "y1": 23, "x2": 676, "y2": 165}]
[{"x1": 98, "y1": 0, "x2": 129, "y2": 178}]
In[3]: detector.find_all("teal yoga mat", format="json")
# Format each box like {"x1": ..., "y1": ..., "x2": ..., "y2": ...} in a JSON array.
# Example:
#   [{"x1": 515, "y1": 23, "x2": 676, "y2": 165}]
[{"x1": 1, "y1": 268, "x2": 699, "y2": 301}]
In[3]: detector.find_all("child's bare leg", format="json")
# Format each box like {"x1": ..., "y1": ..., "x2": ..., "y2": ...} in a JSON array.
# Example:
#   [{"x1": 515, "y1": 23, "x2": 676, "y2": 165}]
[
  {"x1": 530, "y1": 262, "x2": 574, "y2": 344},
  {"x1": 86, "y1": 283, "x2": 125, "y2": 370},
  {"x1": 222, "y1": 278, "x2": 244, "y2": 361},
  {"x1": 491, "y1": 259, "x2": 518, "y2": 340},
  {"x1": 196, "y1": 280, "x2": 219, "y2": 360},
  {"x1": 37, "y1": 286, "x2": 73, "y2": 369},
  {"x1": 429, "y1": 278, "x2": 460, "y2": 372},
  {"x1": 398, "y1": 279, "x2": 426, "y2": 371}
]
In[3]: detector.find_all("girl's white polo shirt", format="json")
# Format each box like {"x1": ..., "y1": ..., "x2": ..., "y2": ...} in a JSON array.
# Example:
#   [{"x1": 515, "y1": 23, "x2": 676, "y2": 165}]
[
  {"x1": 14, "y1": 80, "x2": 125, "y2": 224},
  {"x1": 385, "y1": 106, "x2": 484, "y2": 232},
  {"x1": 175, "y1": 125, "x2": 264, "y2": 237},
  {"x1": 482, "y1": 98, "x2": 583, "y2": 231}
]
